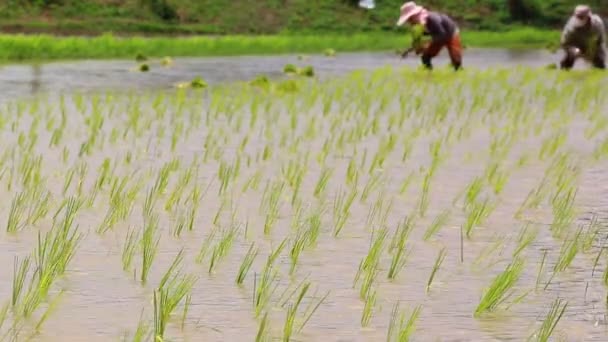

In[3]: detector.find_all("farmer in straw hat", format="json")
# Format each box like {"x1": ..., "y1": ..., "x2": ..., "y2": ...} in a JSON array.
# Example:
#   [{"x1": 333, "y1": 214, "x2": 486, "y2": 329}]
[
  {"x1": 396, "y1": 1, "x2": 462, "y2": 71},
  {"x1": 560, "y1": 5, "x2": 606, "y2": 70}
]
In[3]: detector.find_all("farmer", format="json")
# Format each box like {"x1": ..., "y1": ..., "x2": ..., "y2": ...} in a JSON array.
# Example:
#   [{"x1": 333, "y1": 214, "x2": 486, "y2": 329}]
[
  {"x1": 396, "y1": 1, "x2": 462, "y2": 71},
  {"x1": 560, "y1": 5, "x2": 606, "y2": 70}
]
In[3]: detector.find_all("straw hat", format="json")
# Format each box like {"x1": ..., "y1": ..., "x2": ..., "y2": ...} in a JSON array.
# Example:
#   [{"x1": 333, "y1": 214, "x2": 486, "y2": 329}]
[
  {"x1": 396, "y1": 1, "x2": 424, "y2": 26},
  {"x1": 574, "y1": 4, "x2": 591, "y2": 18}
]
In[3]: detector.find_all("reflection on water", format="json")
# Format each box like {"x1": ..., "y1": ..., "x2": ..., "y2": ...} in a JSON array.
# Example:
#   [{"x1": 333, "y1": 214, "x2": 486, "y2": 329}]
[{"x1": 31, "y1": 64, "x2": 41, "y2": 94}]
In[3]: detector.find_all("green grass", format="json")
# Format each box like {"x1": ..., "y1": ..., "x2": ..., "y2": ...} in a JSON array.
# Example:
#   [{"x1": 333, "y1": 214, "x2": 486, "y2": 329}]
[{"x1": 0, "y1": 28, "x2": 560, "y2": 62}]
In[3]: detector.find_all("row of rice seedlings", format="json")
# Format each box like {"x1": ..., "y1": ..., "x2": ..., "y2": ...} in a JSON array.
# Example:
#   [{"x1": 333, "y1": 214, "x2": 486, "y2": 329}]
[{"x1": 386, "y1": 302, "x2": 422, "y2": 342}]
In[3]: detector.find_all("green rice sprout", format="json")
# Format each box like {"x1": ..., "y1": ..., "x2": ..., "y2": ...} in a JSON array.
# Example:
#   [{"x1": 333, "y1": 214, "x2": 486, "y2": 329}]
[
  {"x1": 12, "y1": 256, "x2": 31, "y2": 307},
  {"x1": 463, "y1": 197, "x2": 495, "y2": 238},
  {"x1": 544, "y1": 229, "x2": 582, "y2": 290},
  {"x1": 6, "y1": 191, "x2": 27, "y2": 233},
  {"x1": 387, "y1": 302, "x2": 422, "y2": 342},
  {"x1": 313, "y1": 167, "x2": 333, "y2": 199},
  {"x1": 236, "y1": 242, "x2": 258, "y2": 285},
  {"x1": 536, "y1": 249, "x2": 548, "y2": 291},
  {"x1": 256, "y1": 312, "x2": 270, "y2": 342},
  {"x1": 550, "y1": 186, "x2": 578, "y2": 237},
  {"x1": 360, "y1": 171, "x2": 383, "y2": 203},
  {"x1": 332, "y1": 186, "x2": 358, "y2": 237},
  {"x1": 253, "y1": 264, "x2": 280, "y2": 318},
  {"x1": 529, "y1": 298, "x2": 568, "y2": 342},
  {"x1": 513, "y1": 224, "x2": 539, "y2": 257},
  {"x1": 289, "y1": 230, "x2": 308, "y2": 276},
  {"x1": 355, "y1": 228, "x2": 387, "y2": 299},
  {"x1": 423, "y1": 209, "x2": 451, "y2": 241},
  {"x1": 122, "y1": 226, "x2": 139, "y2": 272},
  {"x1": 131, "y1": 308, "x2": 151, "y2": 342},
  {"x1": 154, "y1": 250, "x2": 197, "y2": 340},
  {"x1": 426, "y1": 248, "x2": 447, "y2": 293},
  {"x1": 209, "y1": 223, "x2": 240, "y2": 274},
  {"x1": 388, "y1": 217, "x2": 414, "y2": 280},
  {"x1": 140, "y1": 213, "x2": 160, "y2": 285},
  {"x1": 474, "y1": 257, "x2": 525, "y2": 317},
  {"x1": 580, "y1": 214, "x2": 601, "y2": 254},
  {"x1": 361, "y1": 288, "x2": 377, "y2": 327}
]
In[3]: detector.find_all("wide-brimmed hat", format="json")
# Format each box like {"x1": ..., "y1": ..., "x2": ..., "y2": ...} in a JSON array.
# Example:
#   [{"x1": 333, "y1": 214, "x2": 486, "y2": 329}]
[
  {"x1": 574, "y1": 4, "x2": 591, "y2": 18},
  {"x1": 396, "y1": 1, "x2": 424, "y2": 26}
]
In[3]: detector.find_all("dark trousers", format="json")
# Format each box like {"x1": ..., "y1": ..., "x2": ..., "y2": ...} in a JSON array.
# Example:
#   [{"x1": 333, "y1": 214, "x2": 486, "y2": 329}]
[
  {"x1": 560, "y1": 47, "x2": 606, "y2": 70},
  {"x1": 421, "y1": 33, "x2": 463, "y2": 71}
]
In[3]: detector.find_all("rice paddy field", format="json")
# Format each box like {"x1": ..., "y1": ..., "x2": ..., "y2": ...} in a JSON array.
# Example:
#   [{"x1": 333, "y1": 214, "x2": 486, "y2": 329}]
[{"x1": 1, "y1": 58, "x2": 608, "y2": 342}]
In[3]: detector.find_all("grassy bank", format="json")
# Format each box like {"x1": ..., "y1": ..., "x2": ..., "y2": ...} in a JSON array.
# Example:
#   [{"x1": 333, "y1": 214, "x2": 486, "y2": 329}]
[{"x1": 0, "y1": 28, "x2": 559, "y2": 62}]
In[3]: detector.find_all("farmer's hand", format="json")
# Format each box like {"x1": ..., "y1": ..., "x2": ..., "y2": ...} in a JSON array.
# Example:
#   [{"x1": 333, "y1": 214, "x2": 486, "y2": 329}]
[
  {"x1": 414, "y1": 42, "x2": 430, "y2": 55},
  {"x1": 571, "y1": 47, "x2": 581, "y2": 57}
]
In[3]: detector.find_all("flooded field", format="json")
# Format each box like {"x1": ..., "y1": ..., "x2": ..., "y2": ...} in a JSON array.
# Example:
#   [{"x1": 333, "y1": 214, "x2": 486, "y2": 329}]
[
  {"x1": 0, "y1": 48, "x2": 575, "y2": 103},
  {"x1": 0, "y1": 51, "x2": 608, "y2": 342}
]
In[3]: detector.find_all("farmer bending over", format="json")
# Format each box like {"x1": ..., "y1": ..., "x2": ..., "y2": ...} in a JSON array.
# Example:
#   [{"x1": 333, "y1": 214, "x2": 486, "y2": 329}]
[
  {"x1": 396, "y1": 1, "x2": 462, "y2": 70},
  {"x1": 560, "y1": 5, "x2": 606, "y2": 70}
]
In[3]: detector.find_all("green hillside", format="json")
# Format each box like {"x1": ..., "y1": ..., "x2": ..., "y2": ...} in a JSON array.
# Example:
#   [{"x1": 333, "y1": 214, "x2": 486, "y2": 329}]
[{"x1": 0, "y1": 0, "x2": 606, "y2": 35}]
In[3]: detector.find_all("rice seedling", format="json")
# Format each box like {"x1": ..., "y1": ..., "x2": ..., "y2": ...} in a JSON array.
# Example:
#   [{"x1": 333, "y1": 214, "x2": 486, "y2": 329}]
[
  {"x1": 209, "y1": 223, "x2": 240, "y2": 274},
  {"x1": 262, "y1": 179, "x2": 285, "y2": 235},
  {"x1": 386, "y1": 302, "x2": 422, "y2": 342},
  {"x1": 361, "y1": 287, "x2": 377, "y2": 327},
  {"x1": 552, "y1": 228, "x2": 582, "y2": 274},
  {"x1": 236, "y1": 243, "x2": 258, "y2": 285},
  {"x1": 388, "y1": 217, "x2": 414, "y2": 281},
  {"x1": 140, "y1": 213, "x2": 161, "y2": 285},
  {"x1": 474, "y1": 257, "x2": 525, "y2": 317},
  {"x1": 513, "y1": 224, "x2": 539, "y2": 257},
  {"x1": 426, "y1": 248, "x2": 447, "y2": 293},
  {"x1": 355, "y1": 227, "x2": 387, "y2": 298},
  {"x1": 282, "y1": 282, "x2": 328, "y2": 341},
  {"x1": 529, "y1": 298, "x2": 568, "y2": 342},
  {"x1": 122, "y1": 226, "x2": 139, "y2": 272},
  {"x1": 12, "y1": 256, "x2": 31, "y2": 307},
  {"x1": 153, "y1": 251, "x2": 197, "y2": 340},
  {"x1": 536, "y1": 249, "x2": 548, "y2": 292},
  {"x1": 463, "y1": 197, "x2": 496, "y2": 238},
  {"x1": 423, "y1": 209, "x2": 451, "y2": 241},
  {"x1": 332, "y1": 186, "x2": 357, "y2": 237},
  {"x1": 580, "y1": 214, "x2": 601, "y2": 254},
  {"x1": 253, "y1": 263, "x2": 280, "y2": 318},
  {"x1": 256, "y1": 312, "x2": 270, "y2": 342}
]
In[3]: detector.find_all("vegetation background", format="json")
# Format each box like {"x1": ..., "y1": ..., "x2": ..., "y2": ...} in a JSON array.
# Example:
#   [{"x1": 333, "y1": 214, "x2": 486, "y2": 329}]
[{"x1": 1, "y1": 0, "x2": 607, "y2": 35}]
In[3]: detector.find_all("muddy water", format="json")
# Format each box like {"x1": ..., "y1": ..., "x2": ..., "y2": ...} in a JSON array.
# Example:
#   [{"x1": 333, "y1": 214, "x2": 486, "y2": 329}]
[
  {"x1": 0, "y1": 48, "x2": 580, "y2": 103},
  {"x1": 0, "y1": 55, "x2": 607, "y2": 342}
]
